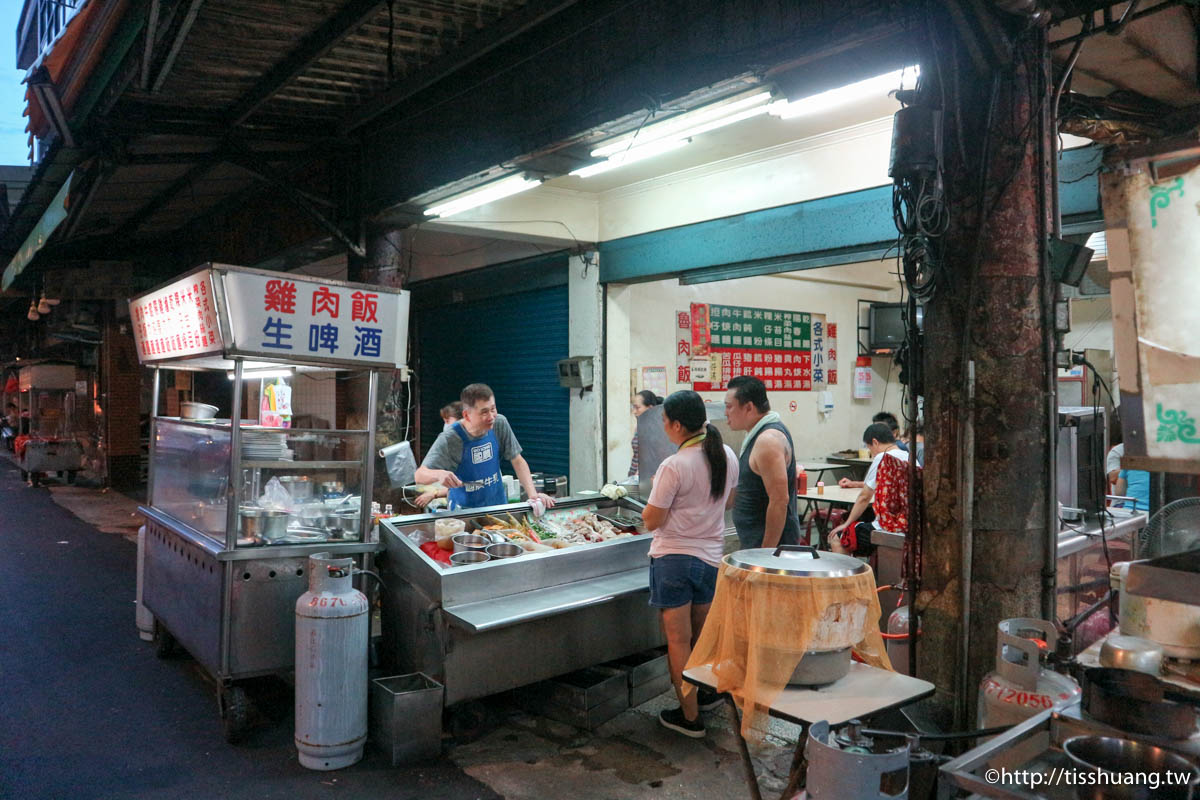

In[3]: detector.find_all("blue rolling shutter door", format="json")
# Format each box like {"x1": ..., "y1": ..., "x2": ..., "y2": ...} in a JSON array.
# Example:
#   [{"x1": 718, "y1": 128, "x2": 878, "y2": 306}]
[{"x1": 415, "y1": 284, "x2": 570, "y2": 480}]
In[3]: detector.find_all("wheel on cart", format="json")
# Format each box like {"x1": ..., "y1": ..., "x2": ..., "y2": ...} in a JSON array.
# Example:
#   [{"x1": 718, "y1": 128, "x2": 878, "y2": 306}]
[
  {"x1": 29, "y1": 472, "x2": 41, "y2": 488},
  {"x1": 66, "y1": 470, "x2": 78, "y2": 484},
  {"x1": 154, "y1": 623, "x2": 176, "y2": 659},
  {"x1": 222, "y1": 685, "x2": 252, "y2": 744}
]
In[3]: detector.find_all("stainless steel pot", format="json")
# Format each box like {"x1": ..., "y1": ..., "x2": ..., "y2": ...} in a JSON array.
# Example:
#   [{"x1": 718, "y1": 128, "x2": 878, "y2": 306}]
[
  {"x1": 1063, "y1": 735, "x2": 1199, "y2": 800},
  {"x1": 239, "y1": 506, "x2": 290, "y2": 543},
  {"x1": 1110, "y1": 562, "x2": 1200, "y2": 659},
  {"x1": 321, "y1": 509, "x2": 360, "y2": 539},
  {"x1": 452, "y1": 533, "x2": 490, "y2": 553},
  {"x1": 278, "y1": 475, "x2": 313, "y2": 501},
  {"x1": 449, "y1": 551, "x2": 490, "y2": 567},
  {"x1": 485, "y1": 542, "x2": 523, "y2": 559},
  {"x1": 723, "y1": 544, "x2": 871, "y2": 687}
]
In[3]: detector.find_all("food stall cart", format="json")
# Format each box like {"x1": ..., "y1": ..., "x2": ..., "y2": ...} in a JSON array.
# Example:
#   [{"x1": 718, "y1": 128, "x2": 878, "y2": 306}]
[
  {"x1": 134, "y1": 263, "x2": 409, "y2": 742},
  {"x1": 14, "y1": 361, "x2": 84, "y2": 486},
  {"x1": 379, "y1": 497, "x2": 693, "y2": 721}
]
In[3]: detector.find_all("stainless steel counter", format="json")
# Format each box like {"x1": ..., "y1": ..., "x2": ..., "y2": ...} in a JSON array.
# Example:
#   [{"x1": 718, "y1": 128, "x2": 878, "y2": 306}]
[{"x1": 377, "y1": 496, "x2": 740, "y2": 706}]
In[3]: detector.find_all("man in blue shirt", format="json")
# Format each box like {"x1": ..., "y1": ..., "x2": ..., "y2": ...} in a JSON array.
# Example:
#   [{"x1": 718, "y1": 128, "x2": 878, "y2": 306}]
[{"x1": 1107, "y1": 442, "x2": 1150, "y2": 512}]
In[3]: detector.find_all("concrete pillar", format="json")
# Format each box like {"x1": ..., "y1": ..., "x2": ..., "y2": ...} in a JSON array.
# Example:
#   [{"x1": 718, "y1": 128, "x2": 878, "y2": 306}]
[
  {"x1": 604, "y1": 284, "x2": 634, "y2": 481},
  {"x1": 917, "y1": 22, "x2": 1054, "y2": 727},
  {"x1": 568, "y1": 253, "x2": 604, "y2": 492}
]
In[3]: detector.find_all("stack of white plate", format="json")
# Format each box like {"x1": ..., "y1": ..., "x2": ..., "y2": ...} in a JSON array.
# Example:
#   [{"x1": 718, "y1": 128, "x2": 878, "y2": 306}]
[{"x1": 241, "y1": 431, "x2": 292, "y2": 461}]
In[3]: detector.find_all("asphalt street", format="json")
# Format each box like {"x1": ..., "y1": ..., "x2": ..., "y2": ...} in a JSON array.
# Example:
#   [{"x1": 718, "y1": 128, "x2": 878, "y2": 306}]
[{"x1": 0, "y1": 460, "x2": 500, "y2": 800}]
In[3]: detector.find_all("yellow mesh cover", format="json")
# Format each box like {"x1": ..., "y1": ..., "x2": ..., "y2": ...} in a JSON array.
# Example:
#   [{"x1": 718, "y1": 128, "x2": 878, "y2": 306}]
[{"x1": 684, "y1": 561, "x2": 892, "y2": 739}]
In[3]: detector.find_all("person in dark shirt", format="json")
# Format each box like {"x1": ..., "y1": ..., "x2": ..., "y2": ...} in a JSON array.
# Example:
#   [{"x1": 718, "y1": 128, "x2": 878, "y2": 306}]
[{"x1": 723, "y1": 376, "x2": 801, "y2": 549}]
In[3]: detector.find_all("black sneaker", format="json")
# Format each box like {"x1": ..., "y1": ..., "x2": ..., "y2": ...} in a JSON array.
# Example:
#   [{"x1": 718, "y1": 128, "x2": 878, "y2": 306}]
[
  {"x1": 697, "y1": 688, "x2": 723, "y2": 712},
  {"x1": 659, "y1": 706, "x2": 705, "y2": 738}
]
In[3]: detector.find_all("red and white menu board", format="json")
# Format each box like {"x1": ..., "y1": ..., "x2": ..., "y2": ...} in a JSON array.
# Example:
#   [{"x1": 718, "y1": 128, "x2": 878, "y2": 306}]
[
  {"x1": 130, "y1": 269, "x2": 223, "y2": 361},
  {"x1": 222, "y1": 270, "x2": 409, "y2": 367}
]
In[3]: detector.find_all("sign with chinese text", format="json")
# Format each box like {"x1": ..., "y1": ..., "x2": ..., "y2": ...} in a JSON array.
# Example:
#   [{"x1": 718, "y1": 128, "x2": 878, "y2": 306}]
[
  {"x1": 687, "y1": 302, "x2": 830, "y2": 392},
  {"x1": 129, "y1": 269, "x2": 223, "y2": 361},
  {"x1": 222, "y1": 271, "x2": 409, "y2": 367}
]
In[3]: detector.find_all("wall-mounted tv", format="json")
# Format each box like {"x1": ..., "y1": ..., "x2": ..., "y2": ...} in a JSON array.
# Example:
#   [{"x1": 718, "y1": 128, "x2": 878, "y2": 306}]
[{"x1": 869, "y1": 303, "x2": 923, "y2": 352}]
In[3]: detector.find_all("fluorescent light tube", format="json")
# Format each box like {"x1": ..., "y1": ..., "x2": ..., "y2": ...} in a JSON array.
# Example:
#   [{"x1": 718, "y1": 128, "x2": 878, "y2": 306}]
[
  {"x1": 571, "y1": 138, "x2": 691, "y2": 178},
  {"x1": 424, "y1": 175, "x2": 542, "y2": 218},
  {"x1": 769, "y1": 66, "x2": 919, "y2": 119},
  {"x1": 591, "y1": 91, "x2": 772, "y2": 158},
  {"x1": 227, "y1": 368, "x2": 294, "y2": 380}
]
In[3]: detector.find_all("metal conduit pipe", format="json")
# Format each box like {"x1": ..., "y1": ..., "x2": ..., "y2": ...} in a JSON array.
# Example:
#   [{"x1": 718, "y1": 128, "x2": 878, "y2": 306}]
[
  {"x1": 1050, "y1": 22, "x2": 1090, "y2": 238},
  {"x1": 1039, "y1": 31, "x2": 1060, "y2": 623}
]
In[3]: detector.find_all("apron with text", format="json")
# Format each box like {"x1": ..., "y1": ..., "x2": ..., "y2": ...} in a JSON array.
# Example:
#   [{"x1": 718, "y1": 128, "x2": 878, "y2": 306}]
[{"x1": 447, "y1": 422, "x2": 507, "y2": 510}]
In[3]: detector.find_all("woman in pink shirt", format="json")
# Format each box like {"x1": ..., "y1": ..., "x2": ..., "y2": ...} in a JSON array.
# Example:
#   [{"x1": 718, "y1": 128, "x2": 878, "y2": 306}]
[{"x1": 641, "y1": 390, "x2": 739, "y2": 738}]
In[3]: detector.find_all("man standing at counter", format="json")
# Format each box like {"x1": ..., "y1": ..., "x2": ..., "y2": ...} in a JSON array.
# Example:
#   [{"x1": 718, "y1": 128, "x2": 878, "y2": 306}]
[
  {"x1": 724, "y1": 376, "x2": 801, "y2": 549},
  {"x1": 415, "y1": 383, "x2": 556, "y2": 511}
]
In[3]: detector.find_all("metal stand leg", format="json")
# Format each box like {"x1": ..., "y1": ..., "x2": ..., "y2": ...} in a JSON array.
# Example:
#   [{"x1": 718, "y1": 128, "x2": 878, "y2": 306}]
[
  {"x1": 779, "y1": 721, "x2": 809, "y2": 800},
  {"x1": 725, "y1": 695, "x2": 763, "y2": 800}
]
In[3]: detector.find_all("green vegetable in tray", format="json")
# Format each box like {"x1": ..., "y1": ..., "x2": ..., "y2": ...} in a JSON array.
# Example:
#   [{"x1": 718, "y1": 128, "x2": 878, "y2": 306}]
[{"x1": 527, "y1": 518, "x2": 556, "y2": 538}]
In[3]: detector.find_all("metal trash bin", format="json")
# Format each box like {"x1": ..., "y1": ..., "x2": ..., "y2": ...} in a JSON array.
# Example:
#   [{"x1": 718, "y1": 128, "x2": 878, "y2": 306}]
[{"x1": 369, "y1": 673, "x2": 443, "y2": 765}]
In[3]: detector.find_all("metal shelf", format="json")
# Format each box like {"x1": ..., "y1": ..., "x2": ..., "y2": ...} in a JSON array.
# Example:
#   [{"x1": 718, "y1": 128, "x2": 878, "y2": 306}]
[{"x1": 240, "y1": 460, "x2": 362, "y2": 469}]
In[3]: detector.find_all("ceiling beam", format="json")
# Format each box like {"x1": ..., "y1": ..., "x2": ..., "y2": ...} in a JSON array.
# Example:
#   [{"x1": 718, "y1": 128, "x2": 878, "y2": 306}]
[
  {"x1": 115, "y1": 153, "x2": 225, "y2": 237},
  {"x1": 339, "y1": 0, "x2": 585, "y2": 134},
  {"x1": 140, "y1": 0, "x2": 161, "y2": 90},
  {"x1": 226, "y1": 0, "x2": 388, "y2": 127},
  {"x1": 150, "y1": 0, "x2": 204, "y2": 94}
]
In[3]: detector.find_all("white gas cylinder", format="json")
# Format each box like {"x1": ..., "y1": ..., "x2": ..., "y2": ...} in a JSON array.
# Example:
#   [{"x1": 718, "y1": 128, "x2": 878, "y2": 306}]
[
  {"x1": 978, "y1": 618, "x2": 1080, "y2": 729},
  {"x1": 295, "y1": 552, "x2": 369, "y2": 770}
]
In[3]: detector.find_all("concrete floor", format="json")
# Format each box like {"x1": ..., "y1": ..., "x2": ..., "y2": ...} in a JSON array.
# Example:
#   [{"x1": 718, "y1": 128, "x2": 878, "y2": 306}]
[{"x1": 0, "y1": 461, "x2": 800, "y2": 799}]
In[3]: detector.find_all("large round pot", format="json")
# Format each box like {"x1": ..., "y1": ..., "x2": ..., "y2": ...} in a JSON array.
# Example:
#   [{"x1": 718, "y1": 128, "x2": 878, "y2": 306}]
[
  {"x1": 723, "y1": 544, "x2": 871, "y2": 686},
  {"x1": 278, "y1": 475, "x2": 313, "y2": 501},
  {"x1": 1111, "y1": 562, "x2": 1200, "y2": 659}
]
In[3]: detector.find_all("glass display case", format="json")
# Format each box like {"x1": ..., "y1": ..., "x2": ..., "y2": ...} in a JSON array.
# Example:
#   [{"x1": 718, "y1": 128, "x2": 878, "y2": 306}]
[{"x1": 150, "y1": 419, "x2": 368, "y2": 546}]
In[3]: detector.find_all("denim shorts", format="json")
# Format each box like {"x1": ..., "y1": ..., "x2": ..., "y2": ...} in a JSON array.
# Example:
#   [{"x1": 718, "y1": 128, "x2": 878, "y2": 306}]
[{"x1": 649, "y1": 554, "x2": 719, "y2": 609}]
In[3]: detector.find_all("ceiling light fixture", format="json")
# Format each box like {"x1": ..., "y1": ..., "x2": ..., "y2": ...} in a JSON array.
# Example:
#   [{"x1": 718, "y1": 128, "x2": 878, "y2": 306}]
[
  {"x1": 26, "y1": 300, "x2": 40, "y2": 321},
  {"x1": 590, "y1": 91, "x2": 773, "y2": 158},
  {"x1": 227, "y1": 368, "x2": 295, "y2": 380},
  {"x1": 424, "y1": 174, "x2": 543, "y2": 218},
  {"x1": 571, "y1": 137, "x2": 692, "y2": 179},
  {"x1": 768, "y1": 66, "x2": 920, "y2": 119}
]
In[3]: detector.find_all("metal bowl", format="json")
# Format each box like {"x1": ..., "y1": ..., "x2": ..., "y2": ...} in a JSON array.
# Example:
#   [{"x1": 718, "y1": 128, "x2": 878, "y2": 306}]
[
  {"x1": 1063, "y1": 735, "x2": 1199, "y2": 800},
  {"x1": 1099, "y1": 635, "x2": 1164, "y2": 675},
  {"x1": 452, "y1": 533, "x2": 491, "y2": 553},
  {"x1": 485, "y1": 542, "x2": 523, "y2": 559},
  {"x1": 449, "y1": 551, "x2": 490, "y2": 567},
  {"x1": 181, "y1": 402, "x2": 218, "y2": 420}
]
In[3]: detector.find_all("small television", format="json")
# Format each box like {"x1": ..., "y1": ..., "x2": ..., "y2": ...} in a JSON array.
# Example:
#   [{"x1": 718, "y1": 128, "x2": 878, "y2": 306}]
[{"x1": 869, "y1": 303, "x2": 923, "y2": 352}]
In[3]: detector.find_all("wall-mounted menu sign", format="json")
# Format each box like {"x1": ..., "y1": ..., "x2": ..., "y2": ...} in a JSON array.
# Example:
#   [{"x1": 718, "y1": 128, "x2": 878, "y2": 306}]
[
  {"x1": 129, "y1": 269, "x2": 222, "y2": 361},
  {"x1": 680, "y1": 302, "x2": 837, "y2": 392}
]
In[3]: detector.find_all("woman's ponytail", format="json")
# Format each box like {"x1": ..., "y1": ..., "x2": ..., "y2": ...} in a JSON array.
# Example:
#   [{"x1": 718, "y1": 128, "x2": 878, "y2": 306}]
[{"x1": 702, "y1": 422, "x2": 727, "y2": 501}]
